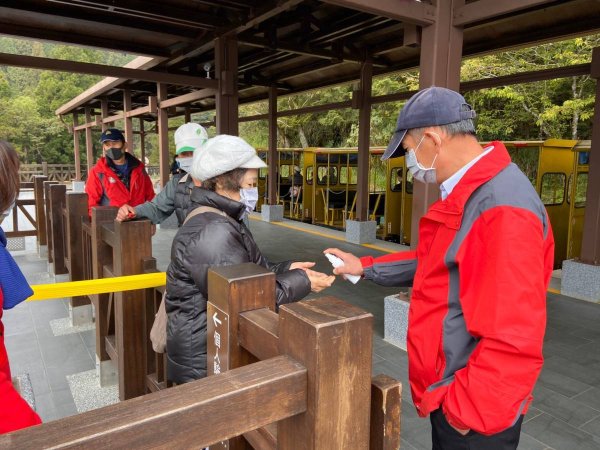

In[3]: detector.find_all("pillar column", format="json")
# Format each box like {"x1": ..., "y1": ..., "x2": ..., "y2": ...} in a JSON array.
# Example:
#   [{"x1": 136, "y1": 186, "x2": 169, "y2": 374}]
[
  {"x1": 157, "y1": 83, "x2": 170, "y2": 187},
  {"x1": 215, "y1": 36, "x2": 239, "y2": 135}
]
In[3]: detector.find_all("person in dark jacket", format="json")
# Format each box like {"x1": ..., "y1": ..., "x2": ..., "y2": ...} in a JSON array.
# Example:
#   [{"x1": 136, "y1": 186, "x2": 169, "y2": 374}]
[{"x1": 165, "y1": 135, "x2": 334, "y2": 384}]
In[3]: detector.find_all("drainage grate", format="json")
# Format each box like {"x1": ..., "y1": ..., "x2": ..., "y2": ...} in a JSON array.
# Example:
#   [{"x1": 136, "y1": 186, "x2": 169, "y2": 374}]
[{"x1": 6, "y1": 237, "x2": 26, "y2": 251}]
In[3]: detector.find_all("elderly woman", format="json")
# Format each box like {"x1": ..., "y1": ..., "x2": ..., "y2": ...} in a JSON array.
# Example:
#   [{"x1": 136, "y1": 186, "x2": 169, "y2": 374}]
[
  {"x1": 166, "y1": 135, "x2": 334, "y2": 384},
  {"x1": 0, "y1": 141, "x2": 42, "y2": 432}
]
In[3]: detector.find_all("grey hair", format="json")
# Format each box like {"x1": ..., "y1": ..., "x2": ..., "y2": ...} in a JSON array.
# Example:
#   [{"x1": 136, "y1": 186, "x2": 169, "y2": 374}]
[{"x1": 409, "y1": 118, "x2": 476, "y2": 140}]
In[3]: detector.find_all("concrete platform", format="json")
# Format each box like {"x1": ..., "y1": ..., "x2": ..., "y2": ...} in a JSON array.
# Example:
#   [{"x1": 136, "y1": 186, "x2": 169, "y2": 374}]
[{"x1": 3, "y1": 215, "x2": 600, "y2": 449}]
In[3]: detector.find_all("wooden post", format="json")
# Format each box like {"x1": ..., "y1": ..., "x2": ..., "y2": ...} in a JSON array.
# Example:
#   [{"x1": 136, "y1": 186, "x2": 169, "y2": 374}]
[
  {"x1": 370, "y1": 374, "x2": 402, "y2": 450},
  {"x1": 113, "y1": 219, "x2": 153, "y2": 400},
  {"x1": 85, "y1": 107, "x2": 94, "y2": 174},
  {"x1": 207, "y1": 263, "x2": 276, "y2": 450},
  {"x1": 157, "y1": 83, "x2": 170, "y2": 187},
  {"x1": 100, "y1": 98, "x2": 109, "y2": 132},
  {"x1": 34, "y1": 175, "x2": 48, "y2": 246},
  {"x1": 43, "y1": 181, "x2": 59, "y2": 262},
  {"x1": 268, "y1": 86, "x2": 278, "y2": 205},
  {"x1": 123, "y1": 89, "x2": 134, "y2": 151},
  {"x1": 73, "y1": 112, "x2": 82, "y2": 181},
  {"x1": 91, "y1": 207, "x2": 118, "y2": 378},
  {"x1": 278, "y1": 297, "x2": 373, "y2": 449},
  {"x1": 215, "y1": 36, "x2": 239, "y2": 135},
  {"x1": 49, "y1": 184, "x2": 68, "y2": 275},
  {"x1": 65, "y1": 192, "x2": 90, "y2": 307},
  {"x1": 139, "y1": 118, "x2": 146, "y2": 165},
  {"x1": 356, "y1": 61, "x2": 373, "y2": 222}
]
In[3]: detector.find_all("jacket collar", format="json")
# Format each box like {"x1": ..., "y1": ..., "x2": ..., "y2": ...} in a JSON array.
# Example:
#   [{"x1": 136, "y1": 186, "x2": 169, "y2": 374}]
[
  {"x1": 189, "y1": 187, "x2": 246, "y2": 221},
  {"x1": 426, "y1": 141, "x2": 511, "y2": 224}
]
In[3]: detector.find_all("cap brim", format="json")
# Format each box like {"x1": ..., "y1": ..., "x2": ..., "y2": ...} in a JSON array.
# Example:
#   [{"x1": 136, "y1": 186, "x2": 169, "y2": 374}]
[
  {"x1": 176, "y1": 146, "x2": 197, "y2": 154},
  {"x1": 239, "y1": 154, "x2": 268, "y2": 169},
  {"x1": 381, "y1": 129, "x2": 407, "y2": 160}
]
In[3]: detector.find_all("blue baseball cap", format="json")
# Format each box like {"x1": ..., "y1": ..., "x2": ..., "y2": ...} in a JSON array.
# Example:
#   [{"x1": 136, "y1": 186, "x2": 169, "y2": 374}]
[
  {"x1": 382, "y1": 87, "x2": 476, "y2": 160},
  {"x1": 100, "y1": 128, "x2": 125, "y2": 143}
]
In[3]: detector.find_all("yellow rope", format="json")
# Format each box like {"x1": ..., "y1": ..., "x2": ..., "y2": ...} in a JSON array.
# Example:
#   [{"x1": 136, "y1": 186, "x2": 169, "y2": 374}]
[{"x1": 27, "y1": 272, "x2": 166, "y2": 301}]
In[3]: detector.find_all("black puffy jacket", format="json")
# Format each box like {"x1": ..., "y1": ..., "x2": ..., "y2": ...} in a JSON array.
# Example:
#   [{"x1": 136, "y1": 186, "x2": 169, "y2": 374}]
[{"x1": 165, "y1": 187, "x2": 311, "y2": 384}]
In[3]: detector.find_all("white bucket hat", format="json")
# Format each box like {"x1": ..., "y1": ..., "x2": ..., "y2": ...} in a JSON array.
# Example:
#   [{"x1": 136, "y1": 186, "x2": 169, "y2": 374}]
[
  {"x1": 174, "y1": 123, "x2": 208, "y2": 154},
  {"x1": 190, "y1": 135, "x2": 267, "y2": 181}
]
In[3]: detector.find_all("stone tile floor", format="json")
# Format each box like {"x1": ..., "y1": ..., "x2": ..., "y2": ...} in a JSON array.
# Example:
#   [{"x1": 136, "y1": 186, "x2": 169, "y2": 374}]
[{"x1": 4, "y1": 215, "x2": 600, "y2": 449}]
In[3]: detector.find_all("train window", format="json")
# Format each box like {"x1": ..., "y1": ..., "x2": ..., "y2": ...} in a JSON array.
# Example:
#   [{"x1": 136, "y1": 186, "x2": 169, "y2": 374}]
[
  {"x1": 406, "y1": 170, "x2": 414, "y2": 194},
  {"x1": 306, "y1": 166, "x2": 313, "y2": 185},
  {"x1": 540, "y1": 173, "x2": 566, "y2": 205},
  {"x1": 280, "y1": 165, "x2": 291, "y2": 180},
  {"x1": 317, "y1": 166, "x2": 338, "y2": 185},
  {"x1": 578, "y1": 152, "x2": 590, "y2": 165},
  {"x1": 339, "y1": 167, "x2": 357, "y2": 185},
  {"x1": 390, "y1": 168, "x2": 403, "y2": 192},
  {"x1": 575, "y1": 173, "x2": 588, "y2": 208}
]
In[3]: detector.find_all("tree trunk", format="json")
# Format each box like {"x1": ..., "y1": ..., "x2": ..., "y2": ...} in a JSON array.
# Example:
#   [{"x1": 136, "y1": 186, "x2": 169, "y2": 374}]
[
  {"x1": 571, "y1": 76, "x2": 579, "y2": 140},
  {"x1": 298, "y1": 126, "x2": 309, "y2": 149}
]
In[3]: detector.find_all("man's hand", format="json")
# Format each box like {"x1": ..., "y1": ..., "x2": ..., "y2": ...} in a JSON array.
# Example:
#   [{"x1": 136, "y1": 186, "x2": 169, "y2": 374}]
[
  {"x1": 116, "y1": 204, "x2": 136, "y2": 222},
  {"x1": 305, "y1": 269, "x2": 335, "y2": 292},
  {"x1": 323, "y1": 248, "x2": 364, "y2": 277},
  {"x1": 290, "y1": 261, "x2": 315, "y2": 271}
]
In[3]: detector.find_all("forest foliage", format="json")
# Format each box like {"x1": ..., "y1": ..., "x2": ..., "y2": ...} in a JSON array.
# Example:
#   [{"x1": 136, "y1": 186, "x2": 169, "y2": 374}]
[{"x1": 0, "y1": 33, "x2": 598, "y2": 166}]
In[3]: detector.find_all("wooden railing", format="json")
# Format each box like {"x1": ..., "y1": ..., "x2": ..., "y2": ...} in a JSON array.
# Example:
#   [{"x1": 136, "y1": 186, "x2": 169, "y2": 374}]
[
  {"x1": 4, "y1": 182, "x2": 37, "y2": 240},
  {"x1": 20, "y1": 163, "x2": 79, "y2": 182},
  {"x1": 0, "y1": 263, "x2": 401, "y2": 449}
]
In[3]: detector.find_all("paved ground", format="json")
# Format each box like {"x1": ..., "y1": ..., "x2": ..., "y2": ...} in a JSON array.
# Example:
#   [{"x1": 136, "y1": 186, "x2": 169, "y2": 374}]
[{"x1": 4, "y1": 215, "x2": 600, "y2": 449}]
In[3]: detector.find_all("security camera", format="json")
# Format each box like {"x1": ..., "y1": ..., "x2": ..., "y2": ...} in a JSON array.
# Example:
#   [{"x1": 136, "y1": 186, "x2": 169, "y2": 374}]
[{"x1": 203, "y1": 63, "x2": 211, "y2": 79}]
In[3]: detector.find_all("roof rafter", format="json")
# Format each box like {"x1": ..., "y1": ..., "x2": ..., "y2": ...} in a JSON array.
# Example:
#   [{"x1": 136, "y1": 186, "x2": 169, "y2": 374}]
[{"x1": 319, "y1": 0, "x2": 436, "y2": 26}]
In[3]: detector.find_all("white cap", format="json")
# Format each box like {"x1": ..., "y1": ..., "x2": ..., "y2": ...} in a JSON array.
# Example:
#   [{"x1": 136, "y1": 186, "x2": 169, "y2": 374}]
[
  {"x1": 190, "y1": 135, "x2": 267, "y2": 181},
  {"x1": 174, "y1": 123, "x2": 208, "y2": 155}
]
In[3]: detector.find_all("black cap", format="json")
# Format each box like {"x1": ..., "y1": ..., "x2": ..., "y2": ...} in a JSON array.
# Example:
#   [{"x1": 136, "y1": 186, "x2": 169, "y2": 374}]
[
  {"x1": 382, "y1": 87, "x2": 476, "y2": 160},
  {"x1": 100, "y1": 128, "x2": 125, "y2": 143}
]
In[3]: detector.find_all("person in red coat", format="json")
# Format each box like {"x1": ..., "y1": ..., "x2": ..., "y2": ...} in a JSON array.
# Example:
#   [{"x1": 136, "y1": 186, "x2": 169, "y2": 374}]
[
  {"x1": 326, "y1": 88, "x2": 553, "y2": 450},
  {"x1": 0, "y1": 140, "x2": 42, "y2": 434},
  {"x1": 85, "y1": 128, "x2": 155, "y2": 216}
]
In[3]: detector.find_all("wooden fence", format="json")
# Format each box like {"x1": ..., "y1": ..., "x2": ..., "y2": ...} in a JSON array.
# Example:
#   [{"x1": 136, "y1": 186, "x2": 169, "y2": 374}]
[{"x1": 0, "y1": 263, "x2": 402, "y2": 449}]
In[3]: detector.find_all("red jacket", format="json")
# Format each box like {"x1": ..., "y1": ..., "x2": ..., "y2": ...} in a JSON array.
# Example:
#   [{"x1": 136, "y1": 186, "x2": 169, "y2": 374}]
[
  {"x1": 361, "y1": 142, "x2": 554, "y2": 435},
  {"x1": 1, "y1": 289, "x2": 42, "y2": 433},
  {"x1": 85, "y1": 154, "x2": 155, "y2": 216}
]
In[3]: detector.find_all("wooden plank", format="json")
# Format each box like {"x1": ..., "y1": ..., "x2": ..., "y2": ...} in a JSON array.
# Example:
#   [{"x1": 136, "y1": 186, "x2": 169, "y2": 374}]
[
  {"x1": 454, "y1": 0, "x2": 554, "y2": 27},
  {"x1": 101, "y1": 223, "x2": 117, "y2": 249},
  {"x1": 66, "y1": 192, "x2": 90, "y2": 308},
  {"x1": 43, "y1": 181, "x2": 59, "y2": 262},
  {"x1": 49, "y1": 184, "x2": 68, "y2": 275},
  {"x1": 278, "y1": 296, "x2": 373, "y2": 449},
  {"x1": 105, "y1": 335, "x2": 118, "y2": 364},
  {"x1": 243, "y1": 423, "x2": 277, "y2": 450},
  {"x1": 0, "y1": 356, "x2": 307, "y2": 450},
  {"x1": 320, "y1": 0, "x2": 436, "y2": 26},
  {"x1": 91, "y1": 207, "x2": 118, "y2": 363},
  {"x1": 113, "y1": 219, "x2": 153, "y2": 400},
  {"x1": 207, "y1": 263, "x2": 276, "y2": 450},
  {"x1": 370, "y1": 374, "x2": 402, "y2": 450},
  {"x1": 239, "y1": 308, "x2": 279, "y2": 361}
]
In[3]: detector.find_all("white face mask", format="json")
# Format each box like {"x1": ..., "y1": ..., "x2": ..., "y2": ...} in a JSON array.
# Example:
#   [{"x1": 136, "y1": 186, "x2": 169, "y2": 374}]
[
  {"x1": 177, "y1": 156, "x2": 194, "y2": 173},
  {"x1": 405, "y1": 135, "x2": 438, "y2": 184},
  {"x1": 239, "y1": 187, "x2": 259, "y2": 212}
]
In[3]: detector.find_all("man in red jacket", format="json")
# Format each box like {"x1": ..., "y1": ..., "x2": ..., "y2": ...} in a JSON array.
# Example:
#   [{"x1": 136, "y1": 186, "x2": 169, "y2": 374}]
[
  {"x1": 326, "y1": 87, "x2": 554, "y2": 449},
  {"x1": 85, "y1": 128, "x2": 155, "y2": 216}
]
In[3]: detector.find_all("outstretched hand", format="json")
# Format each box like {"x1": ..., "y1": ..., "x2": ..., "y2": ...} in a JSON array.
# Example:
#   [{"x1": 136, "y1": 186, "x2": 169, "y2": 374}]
[
  {"x1": 323, "y1": 248, "x2": 364, "y2": 277},
  {"x1": 290, "y1": 261, "x2": 316, "y2": 271},
  {"x1": 305, "y1": 269, "x2": 335, "y2": 292},
  {"x1": 116, "y1": 204, "x2": 136, "y2": 222}
]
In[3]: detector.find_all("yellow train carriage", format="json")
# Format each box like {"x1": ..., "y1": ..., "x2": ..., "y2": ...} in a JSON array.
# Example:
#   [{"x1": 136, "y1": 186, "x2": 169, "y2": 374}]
[{"x1": 255, "y1": 148, "x2": 303, "y2": 214}]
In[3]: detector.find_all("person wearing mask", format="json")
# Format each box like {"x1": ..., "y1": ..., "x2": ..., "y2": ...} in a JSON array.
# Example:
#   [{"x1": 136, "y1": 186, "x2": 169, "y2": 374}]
[
  {"x1": 85, "y1": 128, "x2": 155, "y2": 216},
  {"x1": 0, "y1": 141, "x2": 42, "y2": 433},
  {"x1": 326, "y1": 87, "x2": 554, "y2": 449},
  {"x1": 165, "y1": 134, "x2": 334, "y2": 384},
  {"x1": 116, "y1": 123, "x2": 208, "y2": 226}
]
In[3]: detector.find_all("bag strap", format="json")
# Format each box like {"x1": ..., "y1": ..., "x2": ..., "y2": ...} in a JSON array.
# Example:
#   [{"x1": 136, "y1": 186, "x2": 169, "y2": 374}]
[{"x1": 183, "y1": 205, "x2": 226, "y2": 225}]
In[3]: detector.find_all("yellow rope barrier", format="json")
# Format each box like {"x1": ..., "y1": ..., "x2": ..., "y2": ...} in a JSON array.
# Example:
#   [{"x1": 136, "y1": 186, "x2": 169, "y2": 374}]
[{"x1": 27, "y1": 272, "x2": 166, "y2": 301}]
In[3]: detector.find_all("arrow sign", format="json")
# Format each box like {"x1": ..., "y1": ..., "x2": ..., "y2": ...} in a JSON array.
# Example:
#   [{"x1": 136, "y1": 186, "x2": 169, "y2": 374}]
[{"x1": 213, "y1": 312, "x2": 222, "y2": 327}]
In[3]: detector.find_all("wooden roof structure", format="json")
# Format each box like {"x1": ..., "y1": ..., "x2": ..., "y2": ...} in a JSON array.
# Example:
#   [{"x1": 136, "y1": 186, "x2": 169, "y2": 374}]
[{"x1": 1, "y1": 0, "x2": 600, "y2": 265}]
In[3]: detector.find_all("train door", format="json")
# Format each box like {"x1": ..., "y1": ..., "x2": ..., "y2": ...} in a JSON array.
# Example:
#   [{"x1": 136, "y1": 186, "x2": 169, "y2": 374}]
[
  {"x1": 384, "y1": 156, "x2": 411, "y2": 244},
  {"x1": 400, "y1": 159, "x2": 413, "y2": 245},
  {"x1": 303, "y1": 149, "x2": 315, "y2": 222},
  {"x1": 368, "y1": 149, "x2": 386, "y2": 237},
  {"x1": 566, "y1": 141, "x2": 590, "y2": 260},
  {"x1": 537, "y1": 139, "x2": 578, "y2": 268}
]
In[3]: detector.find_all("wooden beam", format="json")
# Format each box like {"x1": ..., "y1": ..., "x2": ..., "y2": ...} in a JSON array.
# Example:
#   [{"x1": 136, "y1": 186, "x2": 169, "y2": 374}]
[
  {"x1": 157, "y1": 84, "x2": 170, "y2": 187},
  {"x1": 0, "y1": 52, "x2": 217, "y2": 89},
  {"x1": 0, "y1": 356, "x2": 306, "y2": 449},
  {"x1": 320, "y1": 0, "x2": 436, "y2": 26},
  {"x1": 239, "y1": 309, "x2": 279, "y2": 362},
  {"x1": 454, "y1": 0, "x2": 557, "y2": 27},
  {"x1": 158, "y1": 88, "x2": 216, "y2": 109}
]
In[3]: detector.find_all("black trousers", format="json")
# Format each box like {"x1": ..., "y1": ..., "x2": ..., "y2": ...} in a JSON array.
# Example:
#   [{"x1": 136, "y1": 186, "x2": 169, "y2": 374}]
[{"x1": 430, "y1": 409, "x2": 523, "y2": 450}]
